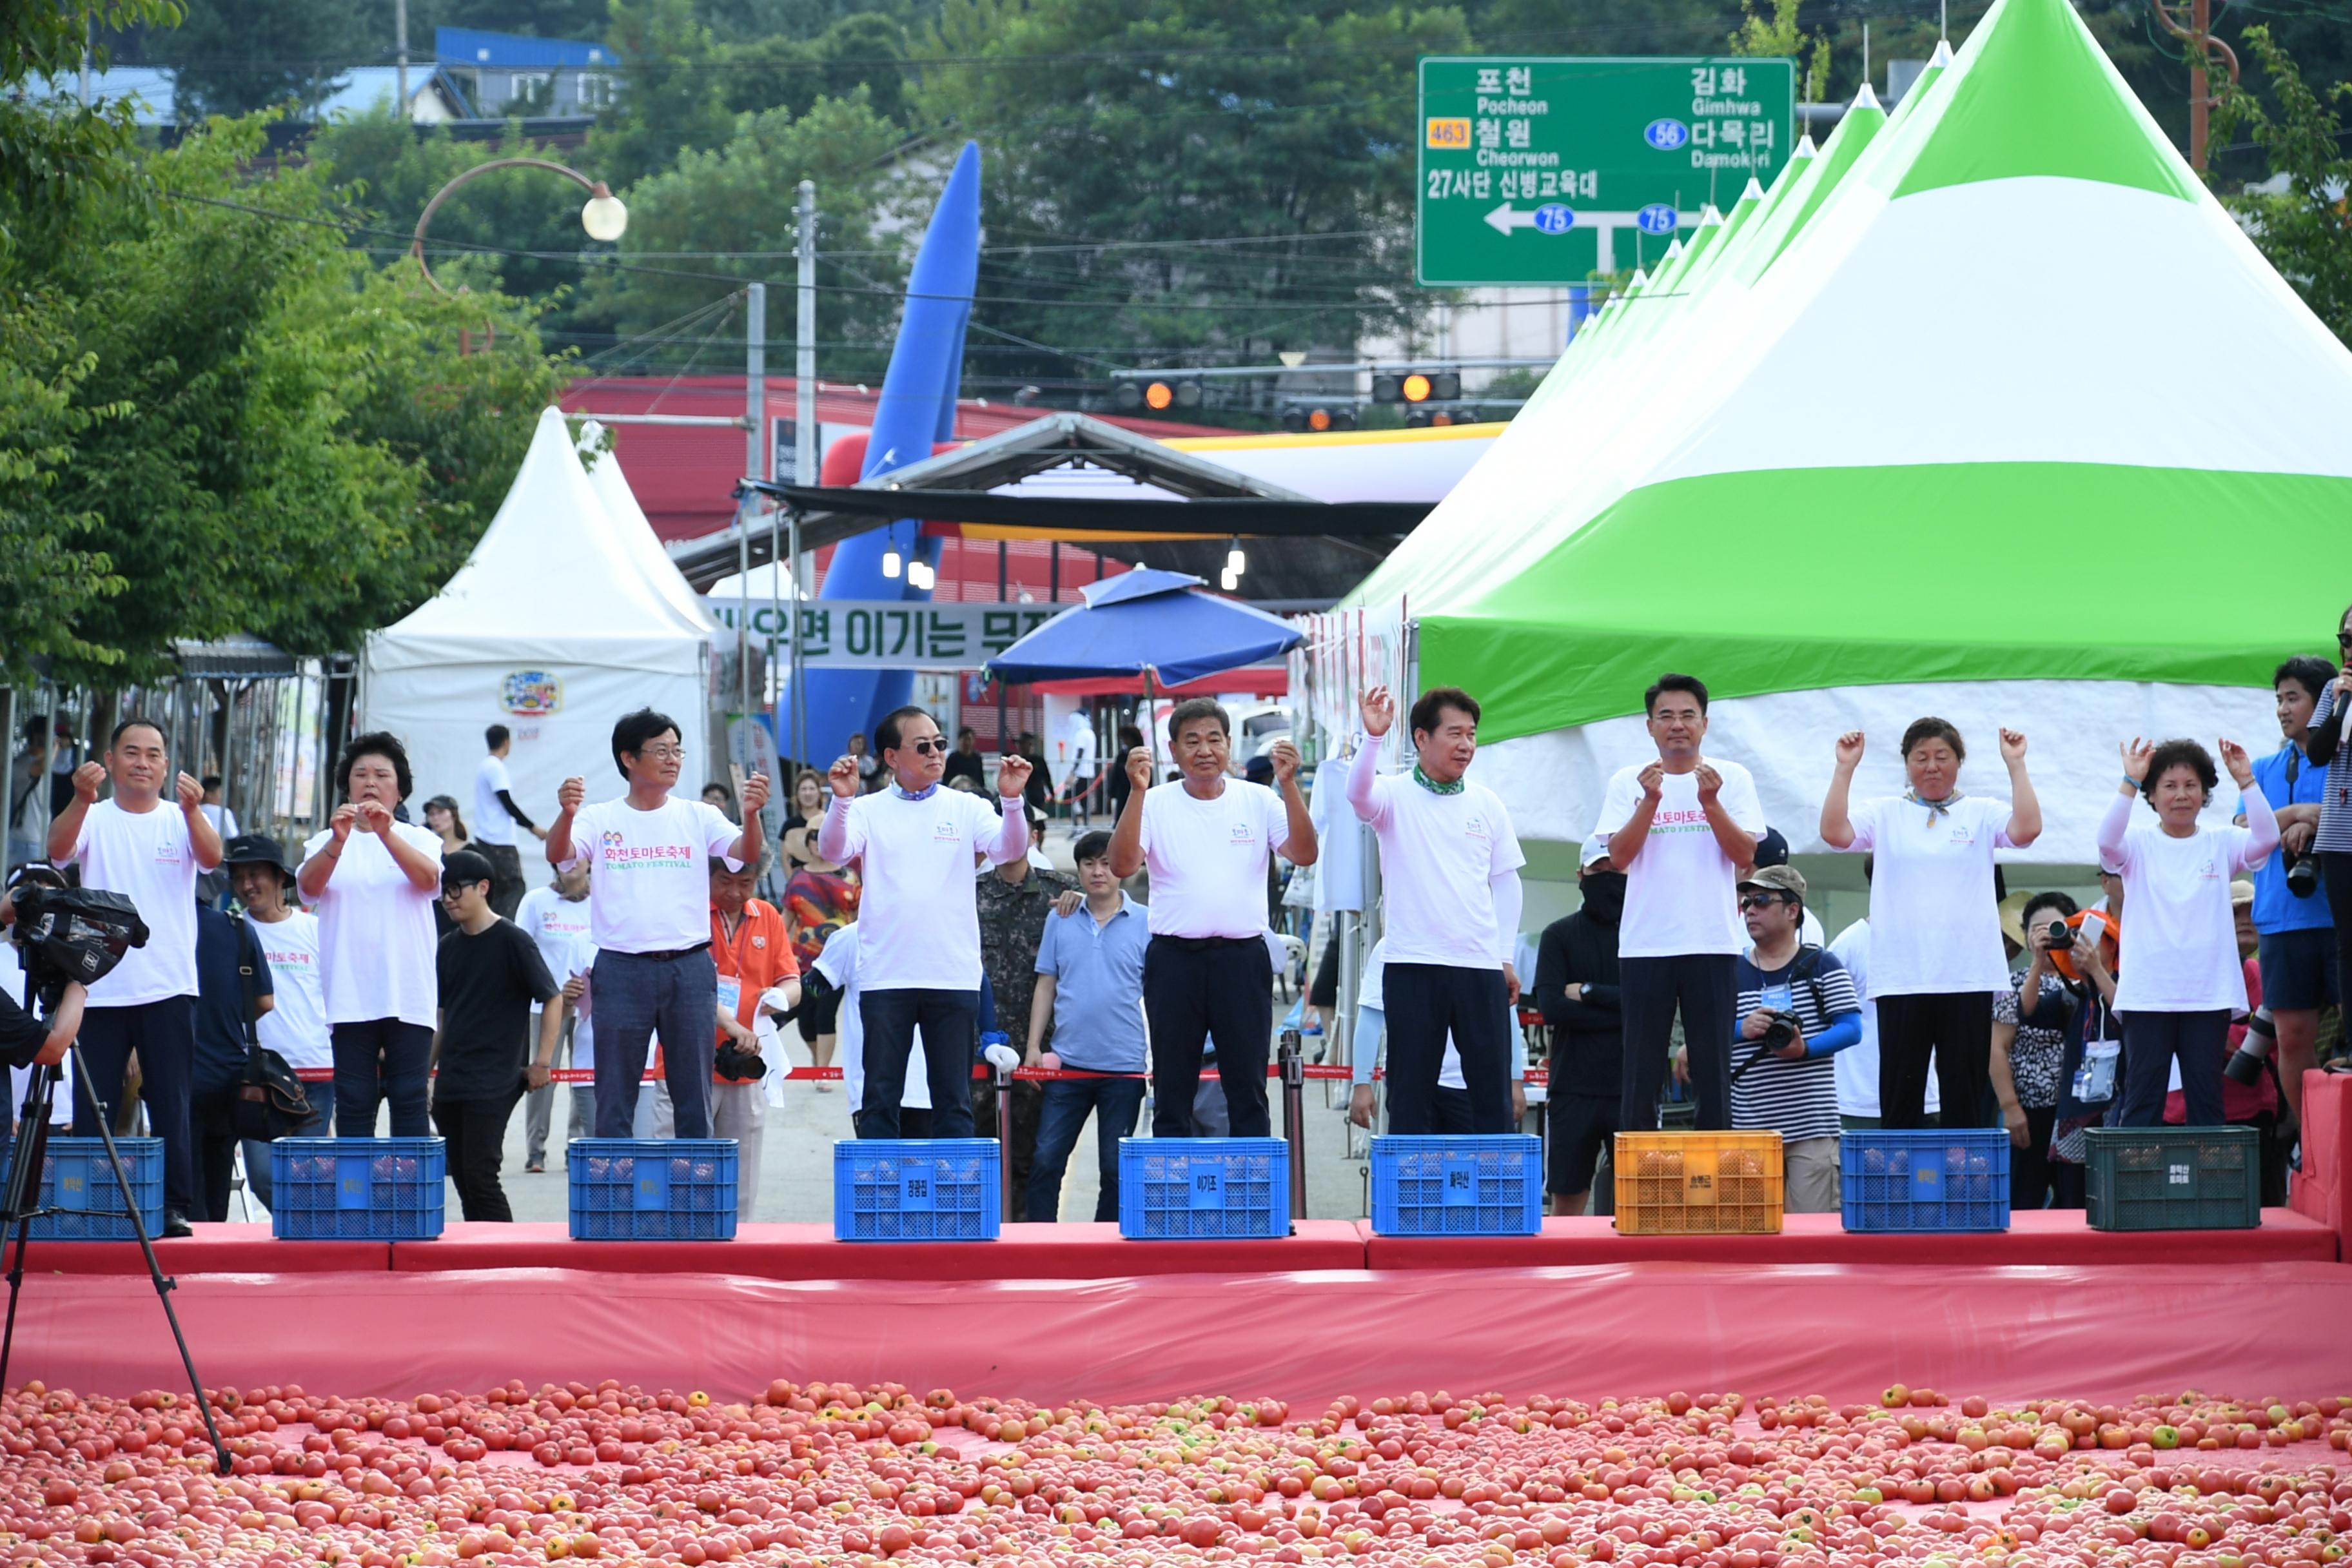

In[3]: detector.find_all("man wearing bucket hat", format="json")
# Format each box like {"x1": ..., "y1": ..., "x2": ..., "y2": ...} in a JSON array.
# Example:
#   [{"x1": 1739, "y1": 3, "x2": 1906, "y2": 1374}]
[
  {"x1": 223, "y1": 834, "x2": 333, "y2": 1135},
  {"x1": 1730, "y1": 863, "x2": 1863, "y2": 1213}
]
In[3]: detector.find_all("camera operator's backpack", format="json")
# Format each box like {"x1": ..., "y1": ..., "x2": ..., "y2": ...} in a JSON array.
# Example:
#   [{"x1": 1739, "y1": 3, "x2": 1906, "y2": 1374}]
[{"x1": 225, "y1": 913, "x2": 318, "y2": 1141}]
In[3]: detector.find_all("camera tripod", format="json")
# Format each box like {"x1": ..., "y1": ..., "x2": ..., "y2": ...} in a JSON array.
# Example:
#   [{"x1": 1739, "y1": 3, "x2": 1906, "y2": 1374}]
[{"x1": 0, "y1": 979, "x2": 230, "y2": 1474}]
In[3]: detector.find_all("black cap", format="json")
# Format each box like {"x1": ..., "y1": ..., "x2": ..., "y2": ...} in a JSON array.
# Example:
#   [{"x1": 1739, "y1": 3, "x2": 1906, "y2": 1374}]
[
  {"x1": 1751, "y1": 826, "x2": 1791, "y2": 869},
  {"x1": 442, "y1": 848, "x2": 495, "y2": 890},
  {"x1": 222, "y1": 833, "x2": 294, "y2": 879}
]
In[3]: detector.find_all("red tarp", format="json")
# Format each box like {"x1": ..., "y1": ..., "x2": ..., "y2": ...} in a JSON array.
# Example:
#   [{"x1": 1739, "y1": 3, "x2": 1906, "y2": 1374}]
[{"x1": 15, "y1": 1262, "x2": 2351, "y2": 1406}]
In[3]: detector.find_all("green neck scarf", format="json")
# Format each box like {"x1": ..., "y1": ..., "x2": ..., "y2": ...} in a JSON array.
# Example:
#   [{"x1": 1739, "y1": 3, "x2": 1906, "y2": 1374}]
[{"x1": 1413, "y1": 763, "x2": 1465, "y2": 796}]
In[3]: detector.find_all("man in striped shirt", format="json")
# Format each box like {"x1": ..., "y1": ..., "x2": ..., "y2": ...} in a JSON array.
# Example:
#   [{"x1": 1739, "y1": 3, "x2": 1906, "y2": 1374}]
[{"x1": 1730, "y1": 865, "x2": 1863, "y2": 1212}]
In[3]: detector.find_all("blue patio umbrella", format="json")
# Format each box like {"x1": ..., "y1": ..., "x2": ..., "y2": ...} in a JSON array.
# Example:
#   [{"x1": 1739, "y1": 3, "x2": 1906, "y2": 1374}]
[{"x1": 986, "y1": 568, "x2": 1302, "y2": 766}]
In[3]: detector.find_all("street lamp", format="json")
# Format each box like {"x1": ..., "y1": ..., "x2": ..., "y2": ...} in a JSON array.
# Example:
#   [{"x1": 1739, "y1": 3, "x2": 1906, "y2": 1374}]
[{"x1": 411, "y1": 156, "x2": 627, "y2": 295}]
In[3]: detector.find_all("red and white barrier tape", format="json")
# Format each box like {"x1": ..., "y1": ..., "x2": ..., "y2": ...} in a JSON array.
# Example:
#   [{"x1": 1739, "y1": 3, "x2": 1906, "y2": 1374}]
[{"x1": 291, "y1": 1063, "x2": 1554, "y2": 1086}]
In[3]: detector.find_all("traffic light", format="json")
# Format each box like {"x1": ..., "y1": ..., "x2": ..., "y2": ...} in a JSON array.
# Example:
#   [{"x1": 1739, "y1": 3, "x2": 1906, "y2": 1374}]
[
  {"x1": 1280, "y1": 404, "x2": 1357, "y2": 433},
  {"x1": 1117, "y1": 377, "x2": 1204, "y2": 414},
  {"x1": 1372, "y1": 368, "x2": 1462, "y2": 405}
]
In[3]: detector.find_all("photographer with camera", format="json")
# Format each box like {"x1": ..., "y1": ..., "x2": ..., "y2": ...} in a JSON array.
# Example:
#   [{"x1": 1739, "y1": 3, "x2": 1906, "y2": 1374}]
[
  {"x1": 1995, "y1": 892, "x2": 2081, "y2": 1208},
  {"x1": 2238, "y1": 656, "x2": 2336, "y2": 1133},
  {"x1": 49, "y1": 718, "x2": 222, "y2": 1237},
  {"x1": 0, "y1": 877, "x2": 90, "y2": 1074},
  {"x1": 703, "y1": 857, "x2": 799, "y2": 1222},
  {"x1": 1730, "y1": 865, "x2": 1863, "y2": 1212}
]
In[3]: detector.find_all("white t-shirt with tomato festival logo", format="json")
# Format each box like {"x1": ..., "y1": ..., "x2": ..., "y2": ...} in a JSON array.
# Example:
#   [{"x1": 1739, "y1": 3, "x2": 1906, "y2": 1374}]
[
  {"x1": 1138, "y1": 778, "x2": 1291, "y2": 939},
  {"x1": 250, "y1": 908, "x2": 331, "y2": 1071},
  {"x1": 558, "y1": 796, "x2": 743, "y2": 953},
  {"x1": 67, "y1": 798, "x2": 201, "y2": 1006},
  {"x1": 1591, "y1": 760, "x2": 1767, "y2": 959},
  {"x1": 823, "y1": 787, "x2": 1025, "y2": 992}
]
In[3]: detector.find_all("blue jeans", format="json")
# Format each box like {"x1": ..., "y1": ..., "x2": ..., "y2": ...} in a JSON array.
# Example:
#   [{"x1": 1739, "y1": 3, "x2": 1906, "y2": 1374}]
[
  {"x1": 1026, "y1": 1075, "x2": 1146, "y2": 1222},
  {"x1": 332, "y1": 1019, "x2": 433, "y2": 1137},
  {"x1": 857, "y1": 988, "x2": 978, "y2": 1138},
  {"x1": 590, "y1": 948, "x2": 718, "y2": 1139}
]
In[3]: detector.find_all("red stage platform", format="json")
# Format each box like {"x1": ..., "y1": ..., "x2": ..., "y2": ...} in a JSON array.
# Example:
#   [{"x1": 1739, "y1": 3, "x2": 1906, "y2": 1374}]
[
  {"x1": 1361, "y1": 1207, "x2": 2339, "y2": 1269},
  {"x1": 14, "y1": 1208, "x2": 2336, "y2": 1277}
]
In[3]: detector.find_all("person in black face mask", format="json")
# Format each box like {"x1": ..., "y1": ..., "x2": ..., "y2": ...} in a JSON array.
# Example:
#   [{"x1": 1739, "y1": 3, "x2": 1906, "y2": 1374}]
[{"x1": 1534, "y1": 836, "x2": 1627, "y2": 1216}]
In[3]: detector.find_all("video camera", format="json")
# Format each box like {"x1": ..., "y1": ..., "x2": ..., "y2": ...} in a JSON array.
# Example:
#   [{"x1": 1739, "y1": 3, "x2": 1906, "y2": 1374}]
[{"x1": 8, "y1": 882, "x2": 147, "y2": 1013}]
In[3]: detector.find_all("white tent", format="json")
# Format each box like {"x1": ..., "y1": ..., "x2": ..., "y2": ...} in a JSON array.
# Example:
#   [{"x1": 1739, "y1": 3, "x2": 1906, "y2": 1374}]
[{"x1": 364, "y1": 406, "x2": 716, "y2": 877}]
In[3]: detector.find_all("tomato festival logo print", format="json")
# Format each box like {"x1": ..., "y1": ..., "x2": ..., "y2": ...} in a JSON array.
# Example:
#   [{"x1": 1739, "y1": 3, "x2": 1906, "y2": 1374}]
[{"x1": 501, "y1": 670, "x2": 562, "y2": 717}]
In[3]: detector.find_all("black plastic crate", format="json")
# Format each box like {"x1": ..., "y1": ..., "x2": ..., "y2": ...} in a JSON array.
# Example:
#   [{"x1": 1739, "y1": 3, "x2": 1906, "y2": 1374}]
[{"x1": 2084, "y1": 1126, "x2": 2260, "y2": 1231}]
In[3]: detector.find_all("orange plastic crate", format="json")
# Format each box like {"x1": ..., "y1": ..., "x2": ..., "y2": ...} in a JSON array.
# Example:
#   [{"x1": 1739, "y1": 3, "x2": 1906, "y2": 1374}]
[{"x1": 1611, "y1": 1131, "x2": 1784, "y2": 1235}]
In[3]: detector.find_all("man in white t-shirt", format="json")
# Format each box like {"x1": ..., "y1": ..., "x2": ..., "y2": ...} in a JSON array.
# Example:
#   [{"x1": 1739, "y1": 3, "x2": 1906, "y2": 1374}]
[
  {"x1": 1063, "y1": 708, "x2": 1098, "y2": 828},
  {"x1": 1108, "y1": 698, "x2": 1318, "y2": 1139},
  {"x1": 223, "y1": 834, "x2": 334, "y2": 1132},
  {"x1": 473, "y1": 723, "x2": 547, "y2": 919},
  {"x1": 818, "y1": 705, "x2": 1030, "y2": 1138},
  {"x1": 514, "y1": 862, "x2": 593, "y2": 1169},
  {"x1": 49, "y1": 716, "x2": 224, "y2": 1235},
  {"x1": 1592, "y1": 674, "x2": 1764, "y2": 1133},
  {"x1": 1346, "y1": 684, "x2": 1526, "y2": 1133},
  {"x1": 547, "y1": 707, "x2": 768, "y2": 1140}
]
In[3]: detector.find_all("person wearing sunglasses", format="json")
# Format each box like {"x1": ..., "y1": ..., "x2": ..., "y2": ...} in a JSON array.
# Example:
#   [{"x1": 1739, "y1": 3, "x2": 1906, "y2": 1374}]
[
  {"x1": 1730, "y1": 865, "x2": 1863, "y2": 1212},
  {"x1": 819, "y1": 705, "x2": 1032, "y2": 1138},
  {"x1": 431, "y1": 850, "x2": 563, "y2": 1222},
  {"x1": 2299, "y1": 605, "x2": 2352, "y2": 1025},
  {"x1": 547, "y1": 708, "x2": 769, "y2": 1141},
  {"x1": 1819, "y1": 717, "x2": 2041, "y2": 1130}
]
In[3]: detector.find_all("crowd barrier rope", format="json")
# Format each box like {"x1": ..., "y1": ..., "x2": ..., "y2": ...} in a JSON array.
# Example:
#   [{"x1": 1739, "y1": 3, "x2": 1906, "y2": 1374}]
[{"x1": 286, "y1": 1064, "x2": 1556, "y2": 1086}]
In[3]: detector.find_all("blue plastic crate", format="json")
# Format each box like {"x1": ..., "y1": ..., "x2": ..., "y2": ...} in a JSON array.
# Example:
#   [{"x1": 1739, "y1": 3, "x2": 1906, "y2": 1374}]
[
  {"x1": 1117, "y1": 1137, "x2": 1288, "y2": 1239},
  {"x1": 2, "y1": 1137, "x2": 163, "y2": 1240},
  {"x1": 1841, "y1": 1129, "x2": 2011, "y2": 1233},
  {"x1": 833, "y1": 1140, "x2": 999, "y2": 1241},
  {"x1": 1370, "y1": 1134, "x2": 1542, "y2": 1237},
  {"x1": 569, "y1": 1139, "x2": 738, "y2": 1240},
  {"x1": 270, "y1": 1138, "x2": 445, "y2": 1240}
]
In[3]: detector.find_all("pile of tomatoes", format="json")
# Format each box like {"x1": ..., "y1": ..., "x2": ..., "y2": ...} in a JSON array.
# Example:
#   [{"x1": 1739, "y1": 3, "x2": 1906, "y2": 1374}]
[{"x1": 2, "y1": 1378, "x2": 2347, "y2": 1568}]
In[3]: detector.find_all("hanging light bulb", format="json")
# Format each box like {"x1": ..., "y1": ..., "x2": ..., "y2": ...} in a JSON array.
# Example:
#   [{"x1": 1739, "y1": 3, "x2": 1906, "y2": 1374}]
[
  {"x1": 1226, "y1": 537, "x2": 1246, "y2": 576},
  {"x1": 908, "y1": 558, "x2": 934, "y2": 591},
  {"x1": 881, "y1": 544, "x2": 903, "y2": 578},
  {"x1": 1219, "y1": 565, "x2": 1240, "y2": 593}
]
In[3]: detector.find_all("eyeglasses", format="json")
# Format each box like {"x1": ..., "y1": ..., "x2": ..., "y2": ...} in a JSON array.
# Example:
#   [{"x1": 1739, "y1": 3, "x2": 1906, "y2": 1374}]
[
  {"x1": 631, "y1": 745, "x2": 686, "y2": 761},
  {"x1": 1738, "y1": 892, "x2": 1788, "y2": 911},
  {"x1": 2337, "y1": 631, "x2": 2352, "y2": 648},
  {"x1": 904, "y1": 738, "x2": 948, "y2": 756}
]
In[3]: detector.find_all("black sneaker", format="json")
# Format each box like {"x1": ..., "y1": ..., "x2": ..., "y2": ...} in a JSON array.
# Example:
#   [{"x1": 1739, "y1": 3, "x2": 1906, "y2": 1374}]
[{"x1": 161, "y1": 1211, "x2": 194, "y2": 1239}]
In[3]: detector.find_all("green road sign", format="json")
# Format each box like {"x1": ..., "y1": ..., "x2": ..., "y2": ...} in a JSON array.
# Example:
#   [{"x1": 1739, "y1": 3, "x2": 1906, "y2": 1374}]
[{"x1": 1416, "y1": 56, "x2": 1798, "y2": 287}]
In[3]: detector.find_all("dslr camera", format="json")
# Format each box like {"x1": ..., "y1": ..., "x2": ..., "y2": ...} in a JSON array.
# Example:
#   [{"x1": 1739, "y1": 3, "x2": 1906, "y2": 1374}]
[
  {"x1": 714, "y1": 1041, "x2": 767, "y2": 1082},
  {"x1": 2223, "y1": 1006, "x2": 2277, "y2": 1086},
  {"x1": 2286, "y1": 847, "x2": 2320, "y2": 899},
  {"x1": 2042, "y1": 925, "x2": 2077, "y2": 952},
  {"x1": 1758, "y1": 1010, "x2": 1799, "y2": 1052}
]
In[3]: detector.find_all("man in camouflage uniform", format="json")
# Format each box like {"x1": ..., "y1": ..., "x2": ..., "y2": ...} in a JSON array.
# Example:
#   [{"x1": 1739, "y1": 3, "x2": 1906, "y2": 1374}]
[{"x1": 975, "y1": 814, "x2": 1075, "y2": 1220}]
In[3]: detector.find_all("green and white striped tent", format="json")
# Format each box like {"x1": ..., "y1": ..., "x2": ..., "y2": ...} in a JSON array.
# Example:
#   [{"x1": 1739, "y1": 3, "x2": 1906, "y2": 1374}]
[{"x1": 1336, "y1": 0, "x2": 2352, "y2": 864}]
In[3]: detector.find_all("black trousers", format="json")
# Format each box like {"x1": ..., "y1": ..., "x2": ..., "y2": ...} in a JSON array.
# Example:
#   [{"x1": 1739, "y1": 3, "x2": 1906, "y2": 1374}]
[
  {"x1": 1384, "y1": 963, "x2": 1514, "y2": 1134},
  {"x1": 2010, "y1": 1102, "x2": 2058, "y2": 1211},
  {"x1": 1877, "y1": 991, "x2": 1994, "y2": 1130},
  {"x1": 433, "y1": 1086, "x2": 522, "y2": 1222},
  {"x1": 857, "y1": 988, "x2": 978, "y2": 1139},
  {"x1": 1618, "y1": 954, "x2": 1736, "y2": 1131},
  {"x1": 2324, "y1": 852, "x2": 2352, "y2": 1021},
  {"x1": 332, "y1": 1017, "x2": 434, "y2": 1137},
  {"x1": 1145, "y1": 937, "x2": 1273, "y2": 1138},
  {"x1": 480, "y1": 842, "x2": 526, "y2": 920},
  {"x1": 190, "y1": 1088, "x2": 246, "y2": 1224},
  {"x1": 2119, "y1": 1009, "x2": 2229, "y2": 1128},
  {"x1": 73, "y1": 997, "x2": 197, "y2": 1217}
]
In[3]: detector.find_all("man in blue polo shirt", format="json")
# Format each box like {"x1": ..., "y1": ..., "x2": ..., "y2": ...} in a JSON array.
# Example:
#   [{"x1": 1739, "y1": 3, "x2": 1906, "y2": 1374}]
[
  {"x1": 1024, "y1": 830, "x2": 1150, "y2": 1222},
  {"x1": 2248, "y1": 655, "x2": 2338, "y2": 1135}
]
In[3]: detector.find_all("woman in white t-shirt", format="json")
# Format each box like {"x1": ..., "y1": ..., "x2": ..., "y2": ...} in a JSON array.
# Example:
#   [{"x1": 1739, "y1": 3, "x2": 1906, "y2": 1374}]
[
  {"x1": 2099, "y1": 736, "x2": 2276, "y2": 1129},
  {"x1": 1819, "y1": 717, "x2": 2041, "y2": 1130},
  {"x1": 297, "y1": 733, "x2": 444, "y2": 1137}
]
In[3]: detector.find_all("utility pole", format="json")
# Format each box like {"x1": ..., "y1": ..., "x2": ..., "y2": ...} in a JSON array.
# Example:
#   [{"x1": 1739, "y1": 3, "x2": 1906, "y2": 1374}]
[
  {"x1": 395, "y1": 0, "x2": 409, "y2": 121},
  {"x1": 791, "y1": 180, "x2": 817, "y2": 765},
  {"x1": 740, "y1": 282, "x2": 764, "y2": 748},
  {"x1": 2154, "y1": 0, "x2": 2237, "y2": 170}
]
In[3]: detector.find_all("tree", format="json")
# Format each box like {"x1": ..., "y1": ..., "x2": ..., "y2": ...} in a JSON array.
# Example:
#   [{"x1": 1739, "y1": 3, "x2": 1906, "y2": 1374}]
[
  {"x1": 916, "y1": 0, "x2": 1471, "y2": 387},
  {"x1": 1728, "y1": 0, "x2": 1828, "y2": 104},
  {"x1": 146, "y1": 0, "x2": 371, "y2": 119},
  {"x1": 591, "y1": 0, "x2": 736, "y2": 190},
  {"x1": 577, "y1": 91, "x2": 909, "y2": 376},
  {"x1": 717, "y1": 13, "x2": 911, "y2": 122},
  {"x1": 2213, "y1": 25, "x2": 2352, "y2": 347}
]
